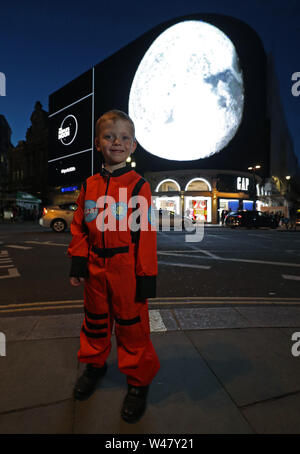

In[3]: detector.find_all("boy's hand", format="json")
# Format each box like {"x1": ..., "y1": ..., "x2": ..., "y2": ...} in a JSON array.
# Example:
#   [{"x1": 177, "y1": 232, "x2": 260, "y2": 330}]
[{"x1": 70, "y1": 277, "x2": 85, "y2": 286}]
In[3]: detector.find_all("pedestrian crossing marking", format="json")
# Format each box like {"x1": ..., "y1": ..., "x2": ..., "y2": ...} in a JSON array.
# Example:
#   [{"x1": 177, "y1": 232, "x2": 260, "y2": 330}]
[
  {"x1": 0, "y1": 249, "x2": 20, "y2": 279},
  {"x1": 0, "y1": 267, "x2": 20, "y2": 279},
  {"x1": 149, "y1": 310, "x2": 167, "y2": 332}
]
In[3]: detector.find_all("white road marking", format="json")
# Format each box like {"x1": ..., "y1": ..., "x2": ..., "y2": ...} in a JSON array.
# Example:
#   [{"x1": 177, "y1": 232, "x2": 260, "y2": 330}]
[
  {"x1": 248, "y1": 234, "x2": 272, "y2": 238},
  {"x1": 24, "y1": 241, "x2": 68, "y2": 247},
  {"x1": 206, "y1": 233, "x2": 230, "y2": 240},
  {"x1": 158, "y1": 251, "x2": 300, "y2": 268},
  {"x1": 0, "y1": 268, "x2": 20, "y2": 279},
  {"x1": 0, "y1": 249, "x2": 20, "y2": 279},
  {"x1": 282, "y1": 274, "x2": 300, "y2": 281},
  {"x1": 221, "y1": 257, "x2": 300, "y2": 268},
  {"x1": 6, "y1": 245, "x2": 32, "y2": 250},
  {"x1": 149, "y1": 310, "x2": 167, "y2": 332},
  {"x1": 187, "y1": 244, "x2": 221, "y2": 258},
  {"x1": 198, "y1": 249, "x2": 220, "y2": 259},
  {"x1": 158, "y1": 260, "x2": 211, "y2": 270},
  {"x1": 158, "y1": 250, "x2": 219, "y2": 260}
]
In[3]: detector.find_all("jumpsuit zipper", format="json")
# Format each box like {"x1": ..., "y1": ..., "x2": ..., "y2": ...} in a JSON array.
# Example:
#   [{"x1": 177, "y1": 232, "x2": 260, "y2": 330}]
[{"x1": 102, "y1": 174, "x2": 111, "y2": 264}]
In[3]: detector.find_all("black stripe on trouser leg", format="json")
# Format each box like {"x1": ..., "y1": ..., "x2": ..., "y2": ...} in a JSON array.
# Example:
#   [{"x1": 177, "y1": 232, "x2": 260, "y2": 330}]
[
  {"x1": 115, "y1": 316, "x2": 141, "y2": 326},
  {"x1": 82, "y1": 325, "x2": 107, "y2": 338},
  {"x1": 85, "y1": 318, "x2": 108, "y2": 331},
  {"x1": 84, "y1": 308, "x2": 108, "y2": 320}
]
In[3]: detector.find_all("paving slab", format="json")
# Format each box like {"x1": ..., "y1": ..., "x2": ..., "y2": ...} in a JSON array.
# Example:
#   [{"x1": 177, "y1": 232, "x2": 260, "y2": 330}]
[
  {"x1": 236, "y1": 306, "x2": 300, "y2": 328},
  {"x1": 280, "y1": 327, "x2": 300, "y2": 338},
  {"x1": 1, "y1": 308, "x2": 300, "y2": 434},
  {"x1": 0, "y1": 315, "x2": 39, "y2": 342},
  {"x1": 0, "y1": 400, "x2": 74, "y2": 434},
  {"x1": 26, "y1": 313, "x2": 83, "y2": 340},
  {"x1": 173, "y1": 307, "x2": 251, "y2": 330},
  {"x1": 73, "y1": 332, "x2": 253, "y2": 434},
  {"x1": 159, "y1": 309, "x2": 179, "y2": 331},
  {"x1": 0, "y1": 338, "x2": 79, "y2": 413},
  {"x1": 242, "y1": 392, "x2": 300, "y2": 434},
  {"x1": 186, "y1": 328, "x2": 300, "y2": 407}
]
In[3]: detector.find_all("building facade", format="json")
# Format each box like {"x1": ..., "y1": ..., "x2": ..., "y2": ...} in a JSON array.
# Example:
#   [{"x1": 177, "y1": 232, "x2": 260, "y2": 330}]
[
  {"x1": 7, "y1": 102, "x2": 48, "y2": 199},
  {"x1": 47, "y1": 14, "x2": 299, "y2": 221},
  {"x1": 145, "y1": 168, "x2": 267, "y2": 224},
  {"x1": 0, "y1": 115, "x2": 13, "y2": 211},
  {"x1": 0, "y1": 102, "x2": 49, "y2": 217}
]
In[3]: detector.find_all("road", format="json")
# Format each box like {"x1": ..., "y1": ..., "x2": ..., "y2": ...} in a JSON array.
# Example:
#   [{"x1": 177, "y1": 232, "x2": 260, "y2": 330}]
[{"x1": 0, "y1": 221, "x2": 299, "y2": 316}]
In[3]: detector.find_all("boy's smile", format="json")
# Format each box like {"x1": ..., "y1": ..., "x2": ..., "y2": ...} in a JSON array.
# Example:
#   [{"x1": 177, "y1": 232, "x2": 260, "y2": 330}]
[{"x1": 95, "y1": 119, "x2": 137, "y2": 171}]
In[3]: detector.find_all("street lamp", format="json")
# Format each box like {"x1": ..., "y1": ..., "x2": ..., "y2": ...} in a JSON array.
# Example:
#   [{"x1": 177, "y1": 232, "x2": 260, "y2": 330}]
[
  {"x1": 127, "y1": 155, "x2": 136, "y2": 167},
  {"x1": 285, "y1": 176, "x2": 292, "y2": 205},
  {"x1": 247, "y1": 165, "x2": 261, "y2": 210}
]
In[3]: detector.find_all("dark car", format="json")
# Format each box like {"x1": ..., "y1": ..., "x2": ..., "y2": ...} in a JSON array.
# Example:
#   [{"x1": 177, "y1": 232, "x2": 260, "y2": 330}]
[{"x1": 225, "y1": 210, "x2": 279, "y2": 229}]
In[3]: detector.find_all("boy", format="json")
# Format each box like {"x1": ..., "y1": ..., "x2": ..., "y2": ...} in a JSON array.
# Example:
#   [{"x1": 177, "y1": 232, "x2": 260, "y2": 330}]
[{"x1": 68, "y1": 110, "x2": 160, "y2": 424}]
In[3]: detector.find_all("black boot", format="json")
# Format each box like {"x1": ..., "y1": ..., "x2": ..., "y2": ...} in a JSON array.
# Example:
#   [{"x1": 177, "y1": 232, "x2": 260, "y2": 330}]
[
  {"x1": 73, "y1": 363, "x2": 107, "y2": 401},
  {"x1": 121, "y1": 384, "x2": 149, "y2": 423}
]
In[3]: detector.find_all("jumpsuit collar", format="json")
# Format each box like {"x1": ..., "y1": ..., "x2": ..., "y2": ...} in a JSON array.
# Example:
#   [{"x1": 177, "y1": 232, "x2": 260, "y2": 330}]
[{"x1": 100, "y1": 164, "x2": 133, "y2": 178}]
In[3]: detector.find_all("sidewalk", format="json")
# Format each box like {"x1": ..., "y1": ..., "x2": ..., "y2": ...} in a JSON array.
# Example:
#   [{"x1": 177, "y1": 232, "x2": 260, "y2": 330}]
[{"x1": 1, "y1": 303, "x2": 300, "y2": 434}]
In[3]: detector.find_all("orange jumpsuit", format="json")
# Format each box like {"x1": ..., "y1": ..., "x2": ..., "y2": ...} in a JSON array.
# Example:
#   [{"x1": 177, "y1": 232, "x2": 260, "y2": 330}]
[{"x1": 68, "y1": 165, "x2": 160, "y2": 387}]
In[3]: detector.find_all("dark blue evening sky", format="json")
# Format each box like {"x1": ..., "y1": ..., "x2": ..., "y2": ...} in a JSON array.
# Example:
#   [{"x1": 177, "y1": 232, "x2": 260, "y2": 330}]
[{"x1": 0, "y1": 0, "x2": 299, "y2": 163}]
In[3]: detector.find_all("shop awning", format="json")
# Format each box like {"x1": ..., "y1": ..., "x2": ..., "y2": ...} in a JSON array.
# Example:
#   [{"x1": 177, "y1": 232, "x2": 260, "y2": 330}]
[{"x1": 16, "y1": 192, "x2": 42, "y2": 203}]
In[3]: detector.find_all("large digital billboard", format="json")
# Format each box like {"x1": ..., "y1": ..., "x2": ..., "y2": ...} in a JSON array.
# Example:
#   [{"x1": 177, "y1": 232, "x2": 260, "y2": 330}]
[
  {"x1": 48, "y1": 13, "x2": 269, "y2": 186},
  {"x1": 48, "y1": 69, "x2": 95, "y2": 186}
]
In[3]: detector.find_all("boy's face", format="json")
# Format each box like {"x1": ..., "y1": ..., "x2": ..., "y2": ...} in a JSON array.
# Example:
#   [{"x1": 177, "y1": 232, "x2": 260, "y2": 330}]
[{"x1": 95, "y1": 118, "x2": 137, "y2": 168}]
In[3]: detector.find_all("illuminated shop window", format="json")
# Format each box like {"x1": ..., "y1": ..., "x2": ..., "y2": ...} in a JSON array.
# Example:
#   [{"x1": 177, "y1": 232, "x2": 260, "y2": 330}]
[
  {"x1": 185, "y1": 196, "x2": 212, "y2": 222},
  {"x1": 129, "y1": 20, "x2": 244, "y2": 161},
  {"x1": 155, "y1": 179, "x2": 180, "y2": 192},
  {"x1": 185, "y1": 178, "x2": 211, "y2": 191},
  {"x1": 154, "y1": 196, "x2": 180, "y2": 214}
]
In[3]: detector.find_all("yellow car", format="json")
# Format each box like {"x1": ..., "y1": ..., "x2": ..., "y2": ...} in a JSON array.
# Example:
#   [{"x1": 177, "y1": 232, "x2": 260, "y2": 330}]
[{"x1": 39, "y1": 203, "x2": 77, "y2": 232}]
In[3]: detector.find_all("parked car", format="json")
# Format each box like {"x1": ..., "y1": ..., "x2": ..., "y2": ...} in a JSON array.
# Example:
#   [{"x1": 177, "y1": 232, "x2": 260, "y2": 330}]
[
  {"x1": 296, "y1": 209, "x2": 300, "y2": 226},
  {"x1": 225, "y1": 210, "x2": 279, "y2": 229},
  {"x1": 154, "y1": 209, "x2": 195, "y2": 231},
  {"x1": 39, "y1": 203, "x2": 78, "y2": 232}
]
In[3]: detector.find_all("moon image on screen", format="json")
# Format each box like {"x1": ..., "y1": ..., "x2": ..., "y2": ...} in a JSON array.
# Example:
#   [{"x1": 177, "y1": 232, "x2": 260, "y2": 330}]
[{"x1": 128, "y1": 20, "x2": 244, "y2": 161}]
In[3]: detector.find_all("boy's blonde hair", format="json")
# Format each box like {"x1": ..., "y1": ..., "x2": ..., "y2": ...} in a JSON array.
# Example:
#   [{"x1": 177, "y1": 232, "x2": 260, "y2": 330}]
[{"x1": 95, "y1": 110, "x2": 135, "y2": 139}]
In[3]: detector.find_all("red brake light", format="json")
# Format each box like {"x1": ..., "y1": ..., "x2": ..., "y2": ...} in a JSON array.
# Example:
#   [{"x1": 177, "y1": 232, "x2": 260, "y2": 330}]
[
  {"x1": 237, "y1": 215, "x2": 242, "y2": 218},
  {"x1": 43, "y1": 207, "x2": 48, "y2": 216}
]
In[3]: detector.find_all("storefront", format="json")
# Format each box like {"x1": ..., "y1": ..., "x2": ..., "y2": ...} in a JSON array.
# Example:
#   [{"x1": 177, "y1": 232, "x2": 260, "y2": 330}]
[
  {"x1": 145, "y1": 169, "x2": 269, "y2": 224},
  {"x1": 1, "y1": 191, "x2": 42, "y2": 221}
]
